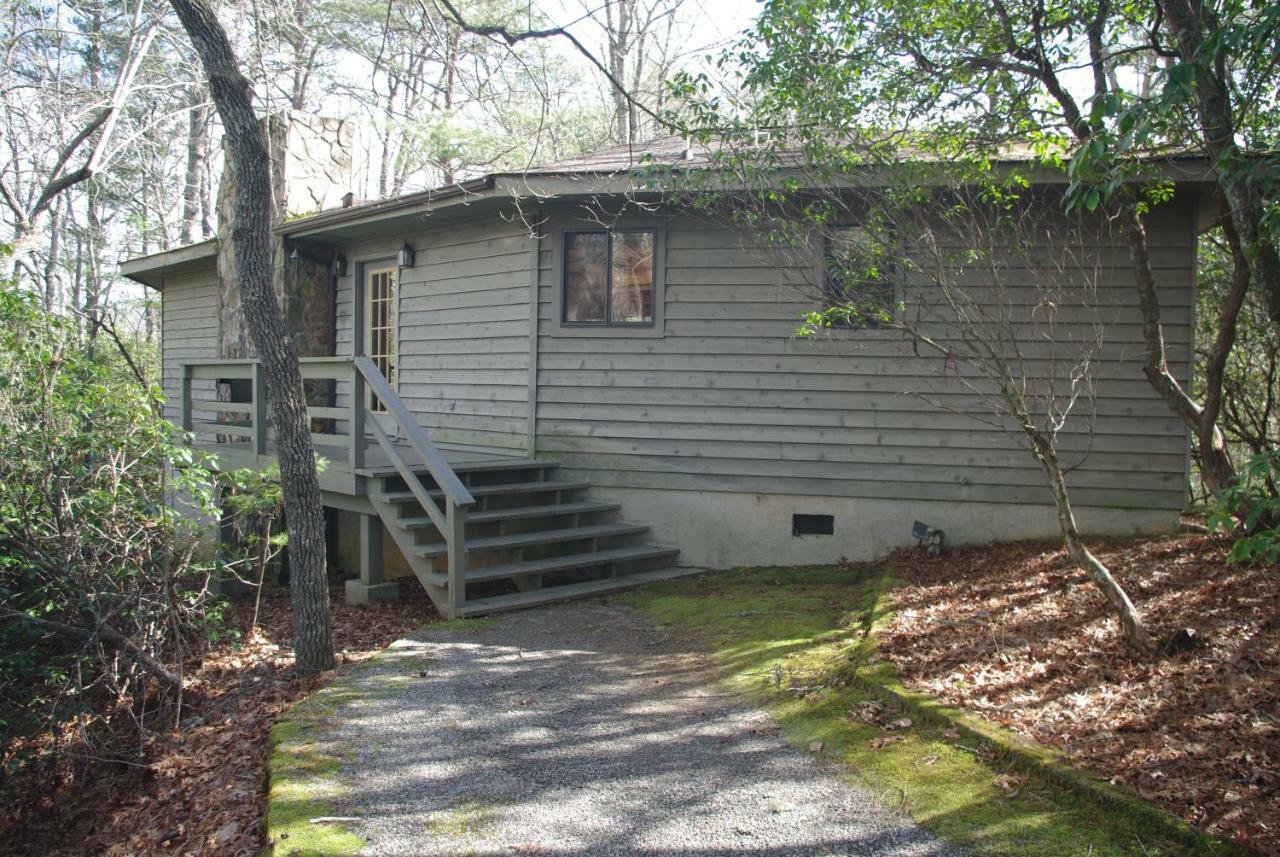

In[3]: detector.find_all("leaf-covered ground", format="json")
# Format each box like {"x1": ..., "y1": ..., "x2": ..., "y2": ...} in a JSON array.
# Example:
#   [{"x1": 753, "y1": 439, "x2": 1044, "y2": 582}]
[
  {"x1": 0, "y1": 583, "x2": 437, "y2": 856},
  {"x1": 880, "y1": 533, "x2": 1278, "y2": 855}
]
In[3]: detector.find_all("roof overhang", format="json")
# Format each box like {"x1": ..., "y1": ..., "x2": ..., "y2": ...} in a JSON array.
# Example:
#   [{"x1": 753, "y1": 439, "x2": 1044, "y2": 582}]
[
  {"x1": 121, "y1": 154, "x2": 1218, "y2": 282},
  {"x1": 117, "y1": 238, "x2": 218, "y2": 289}
]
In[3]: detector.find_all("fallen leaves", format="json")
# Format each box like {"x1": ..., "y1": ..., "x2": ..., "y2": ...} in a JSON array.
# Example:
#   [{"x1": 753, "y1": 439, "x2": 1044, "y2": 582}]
[
  {"x1": 880, "y1": 533, "x2": 1280, "y2": 855},
  {"x1": 869, "y1": 735, "x2": 904, "y2": 749},
  {"x1": 1, "y1": 583, "x2": 438, "y2": 856}
]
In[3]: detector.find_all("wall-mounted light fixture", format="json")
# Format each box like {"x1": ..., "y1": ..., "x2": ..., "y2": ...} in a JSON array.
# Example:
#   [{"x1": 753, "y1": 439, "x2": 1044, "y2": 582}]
[
  {"x1": 289, "y1": 245, "x2": 302, "y2": 276},
  {"x1": 398, "y1": 242, "x2": 416, "y2": 269},
  {"x1": 332, "y1": 253, "x2": 348, "y2": 277}
]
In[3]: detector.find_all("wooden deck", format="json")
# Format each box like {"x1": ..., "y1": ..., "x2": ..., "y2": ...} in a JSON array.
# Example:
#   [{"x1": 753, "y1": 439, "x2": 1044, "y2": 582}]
[
  {"x1": 180, "y1": 356, "x2": 692, "y2": 618},
  {"x1": 201, "y1": 434, "x2": 528, "y2": 498}
]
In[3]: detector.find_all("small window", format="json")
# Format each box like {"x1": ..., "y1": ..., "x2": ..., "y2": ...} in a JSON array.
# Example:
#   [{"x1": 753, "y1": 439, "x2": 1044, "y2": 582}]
[
  {"x1": 822, "y1": 225, "x2": 894, "y2": 328},
  {"x1": 563, "y1": 230, "x2": 655, "y2": 326}
]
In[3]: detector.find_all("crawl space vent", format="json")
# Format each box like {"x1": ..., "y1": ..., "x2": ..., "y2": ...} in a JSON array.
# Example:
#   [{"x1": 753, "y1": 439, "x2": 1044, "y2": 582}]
[{"x1": 792, "y1": 513, "x2": 834, "y2": 536}]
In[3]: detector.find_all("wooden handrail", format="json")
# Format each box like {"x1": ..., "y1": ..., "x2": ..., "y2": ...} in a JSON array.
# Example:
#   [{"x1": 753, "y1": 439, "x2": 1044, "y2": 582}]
[
  {"x1": 178, "y1": 355, "x2": 473, "y2": 611},
  {"x1": 352, "y1": 355, "x2": 471, "y2": 615},
  {"x1": 352, "y1": 356, "x2": 475, "y2": 507}
]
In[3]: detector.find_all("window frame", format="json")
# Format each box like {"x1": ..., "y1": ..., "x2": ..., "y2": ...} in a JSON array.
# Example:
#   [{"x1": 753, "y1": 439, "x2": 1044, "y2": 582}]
[
  {"x1": 815, "y1": 224, "x2": 898, "y2": 331},
  {"x1": 550, "y1": 223, "x2": 666, "y2": 338}
]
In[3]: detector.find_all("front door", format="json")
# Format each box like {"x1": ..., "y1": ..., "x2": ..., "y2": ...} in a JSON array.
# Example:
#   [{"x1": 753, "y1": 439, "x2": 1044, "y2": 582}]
[{"x1": 363, "y1": 263, "x2": 399, "y2": 439}]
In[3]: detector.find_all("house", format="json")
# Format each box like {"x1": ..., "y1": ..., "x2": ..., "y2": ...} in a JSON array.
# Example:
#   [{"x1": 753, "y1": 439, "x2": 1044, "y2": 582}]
[{"x1": 121, "y1": 134, "x2": 1210, "y2": 619}]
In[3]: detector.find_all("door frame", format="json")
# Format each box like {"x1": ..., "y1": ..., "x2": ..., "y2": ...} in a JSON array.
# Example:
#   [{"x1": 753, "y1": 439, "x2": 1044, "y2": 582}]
[{"x1": 353, "y1": 257, "x2": 400, "y2": 438}]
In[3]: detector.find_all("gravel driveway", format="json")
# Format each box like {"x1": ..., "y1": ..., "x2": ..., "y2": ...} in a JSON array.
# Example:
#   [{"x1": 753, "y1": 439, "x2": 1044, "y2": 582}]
[{"x1": 331, "y1": 601, "x2": 955, "y2": 856}]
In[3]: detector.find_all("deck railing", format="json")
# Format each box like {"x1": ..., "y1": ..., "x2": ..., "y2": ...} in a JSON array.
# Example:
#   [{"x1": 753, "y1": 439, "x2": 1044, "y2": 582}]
[{"x1": 179, "y1": 356, "x2": 474, "y2": 609}]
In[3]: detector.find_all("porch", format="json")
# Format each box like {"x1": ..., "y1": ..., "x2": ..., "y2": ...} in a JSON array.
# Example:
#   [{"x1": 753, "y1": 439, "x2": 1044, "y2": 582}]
[{"x1": 178, "y1": 356, "x2": 695, "y2": 618}]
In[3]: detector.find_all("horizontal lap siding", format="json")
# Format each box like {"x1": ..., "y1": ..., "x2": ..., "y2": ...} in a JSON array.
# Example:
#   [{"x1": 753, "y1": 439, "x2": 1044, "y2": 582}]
[
  {"x1": 161, "y1": 269, "x2": 219, "y2": 425},
  {"x1": 333, "y1": 217, "x2": 532, "y2": 451},
  {"x1": 535, "y1": 200, "x2": 1195, "y2": 510}
]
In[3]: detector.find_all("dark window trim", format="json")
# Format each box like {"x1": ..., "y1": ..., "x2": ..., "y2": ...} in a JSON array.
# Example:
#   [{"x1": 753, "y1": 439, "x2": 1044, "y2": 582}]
[
  {"x1": 561, "y1": 228, "x2": 657, "y2": 328},
  {"x1": 816, "y1": 225, "x2": 897, "y2": 331},
  {"x1": 550, "y1": 222, "x2": 666, "y2": 339}
]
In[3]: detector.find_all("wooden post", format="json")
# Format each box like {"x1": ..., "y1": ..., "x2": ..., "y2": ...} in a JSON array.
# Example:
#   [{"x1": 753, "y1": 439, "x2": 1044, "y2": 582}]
[
  {"x1": 180, "y1": 363, "x2": 193, "y2": 433},
  {"x1": 349, "y1": 364, "x2": 365, "y2": 470},
  {"x1": 344, "y1": 512, "x2": 398, "y2": 604},
  {"x1": 446, "y1": 501, "x2": 467, "y2": 618},
  {"x1": 360, "y1": 512, "x2": 383, "y2": 585},
  {"x1": 251, "y1": 361, "x2": 267, "y2": 456}
]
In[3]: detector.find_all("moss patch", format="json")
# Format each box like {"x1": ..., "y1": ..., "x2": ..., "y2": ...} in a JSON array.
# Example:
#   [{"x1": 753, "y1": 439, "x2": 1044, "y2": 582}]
[
  {"x1": 265, "y1": 685, "x2": 366, "y2": 856},
  {"x1": 620, "y1": 564, "x2": 1235, "y2": 857},
  {"x1": 265, "y1": 644, "x2": 444, "y2": 855}
]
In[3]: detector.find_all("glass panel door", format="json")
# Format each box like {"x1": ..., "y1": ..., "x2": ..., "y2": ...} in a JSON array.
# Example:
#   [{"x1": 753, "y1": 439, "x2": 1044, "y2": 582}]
[{"x1": 364, "y1": 264, "x2": 398, "y2": 416}]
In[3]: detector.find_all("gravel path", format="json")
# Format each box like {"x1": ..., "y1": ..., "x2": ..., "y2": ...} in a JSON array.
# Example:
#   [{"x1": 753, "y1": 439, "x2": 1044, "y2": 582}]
[{"x1": 333, "y1": 601, "x2": 955, "y2": 856}]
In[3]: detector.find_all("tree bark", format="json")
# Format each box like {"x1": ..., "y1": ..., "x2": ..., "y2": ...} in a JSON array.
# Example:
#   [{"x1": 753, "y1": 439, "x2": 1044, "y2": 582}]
[
  {"x1": 181, "y1": 90, "x2": 210, "y2": 245},
  {"x1": 1117, "y1": 203, "x2": 1239, "y2": 496},
  {"x1": 169, "y1": 0, "x2": 334, "y2": 674},
  {"x1": 1159, "y1": 0, "x2": 1280, "y2": 326},
  {"x1": 1030, "y1": 434, "x2": 1155, "y2": 654}
]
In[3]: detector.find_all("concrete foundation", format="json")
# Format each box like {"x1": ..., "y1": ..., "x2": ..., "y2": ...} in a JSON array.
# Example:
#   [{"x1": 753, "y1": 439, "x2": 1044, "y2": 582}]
[
  {"x1": 345, "y1": 579, "x2": 401, "y2": 605},
  {"x1": 585, "y1": 486, "x2": 1179, "y2": 569}
]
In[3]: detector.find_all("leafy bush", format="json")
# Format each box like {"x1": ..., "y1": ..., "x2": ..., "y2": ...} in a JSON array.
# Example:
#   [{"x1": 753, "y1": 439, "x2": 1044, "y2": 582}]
[
  {"x1": 0, "y1": 287, "x2": 221, "y2": 768},
  {"x1": 218, "y1": 463, "x2": 287, "y2": 630},
  {"x1": 1209, "y1": 449, "x2": 1280, "y2": 566}
]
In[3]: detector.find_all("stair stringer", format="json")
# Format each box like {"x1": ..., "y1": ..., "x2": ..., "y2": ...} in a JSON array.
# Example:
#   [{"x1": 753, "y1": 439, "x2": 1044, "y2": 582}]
[{"x1": 368, "y1": 493, "x2": 453, "y2": 616}]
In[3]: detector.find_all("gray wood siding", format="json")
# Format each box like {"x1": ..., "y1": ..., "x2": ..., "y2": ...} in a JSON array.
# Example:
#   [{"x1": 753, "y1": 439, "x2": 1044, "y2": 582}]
[
  {"x1": 332, "y1": 215, "x2": 533, "y2": 451},
  {"x1": 534, "y1": 199, "x2": 1196, "y2": 510},
  {"x1": 160, "y1": 268, "x2": 219, "y2": 424}
]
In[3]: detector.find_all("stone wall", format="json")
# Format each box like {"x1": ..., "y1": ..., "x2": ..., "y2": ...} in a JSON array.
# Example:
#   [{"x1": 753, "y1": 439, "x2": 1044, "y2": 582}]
[{"x1": 216, "y1": 112, "x2": 353, "y2": 362}]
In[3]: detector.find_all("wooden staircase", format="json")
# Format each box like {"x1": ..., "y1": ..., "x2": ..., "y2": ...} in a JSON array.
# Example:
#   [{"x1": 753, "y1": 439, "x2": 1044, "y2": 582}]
[
  {"x1": 367, "y1": 458, "x2": 696, "y2": 617},
  {"x1": 177, "y1": 354, "x2": 699, "y2": 619}
]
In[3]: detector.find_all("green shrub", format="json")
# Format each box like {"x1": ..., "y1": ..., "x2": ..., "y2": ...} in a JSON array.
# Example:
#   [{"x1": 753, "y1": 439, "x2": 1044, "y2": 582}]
[
  {"x1": 1209, "y1": 449, "x2": 1280, "y2": 566},
  {"x1": 0, "y1": 287, "x2": 221, "y2": 768}
]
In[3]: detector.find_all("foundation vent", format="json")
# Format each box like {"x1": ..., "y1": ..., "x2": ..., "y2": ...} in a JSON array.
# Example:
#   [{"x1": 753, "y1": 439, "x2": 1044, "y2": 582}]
[{"x1": 792, "y1": 514, "x2": 834, "y2": 536}]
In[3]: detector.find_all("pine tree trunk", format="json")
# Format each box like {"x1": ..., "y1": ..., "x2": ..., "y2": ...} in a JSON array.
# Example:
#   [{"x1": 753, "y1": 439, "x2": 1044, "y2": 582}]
[
  {"x1": 169, "y1": 0, "x2": 334, "y2": 674},
  {"x1": 181, "y1": 91, "x2": 210, "y2": 245}
]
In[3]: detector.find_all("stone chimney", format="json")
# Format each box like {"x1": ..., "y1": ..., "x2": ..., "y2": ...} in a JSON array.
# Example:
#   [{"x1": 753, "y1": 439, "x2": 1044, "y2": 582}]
[{"x1": 216, "y1": 111, "x2": 354, "y2": 362}]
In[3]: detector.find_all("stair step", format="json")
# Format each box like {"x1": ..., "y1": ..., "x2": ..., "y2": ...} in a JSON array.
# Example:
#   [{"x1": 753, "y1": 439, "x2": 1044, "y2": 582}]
[
  {"x1": 379, "y1": 480, "x2": 590, "y2": 505},
  {"x1": 456, "y1": 566, "x2": 705, "y2": 616},
  {"x1": 354, "y1": 457, "x2": 556, "y2": 478},
  {"x1": 448, "y1": 458, "x2": 558, "y2": 474},
  {"x1": 397, "y1": 501, "x2": 620, "y2": 530},
  {"x1": 423, "y1": 544, "x2": 681, "y2": 586},
  {"x1": 414, "y1": 522, "x2": 650, "y2": 559}
]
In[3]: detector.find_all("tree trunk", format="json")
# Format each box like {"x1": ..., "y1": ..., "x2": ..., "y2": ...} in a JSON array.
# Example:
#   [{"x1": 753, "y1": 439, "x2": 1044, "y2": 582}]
[
  {"x1": 1117, "y1": 203, "x2": 1239, "y2": 496},
  {"x1": 44, "y1": 201, "x2": 61, "y2": 312},
  {"x1": 607, "y1": 0, "x2": 633, "y2": 145},
  {"x1": 181, "y1": 91, "x2": 210, "y2": 245},
  {"x1": 1032, "y1": 434, "x2": 1155, "y2": 655},
  {"x1": 1160, "y1": 0, "x2": 1280, "y2": 326},
  {"x1": 169, "y1": 0, "x2": 334, "y2": 675}
]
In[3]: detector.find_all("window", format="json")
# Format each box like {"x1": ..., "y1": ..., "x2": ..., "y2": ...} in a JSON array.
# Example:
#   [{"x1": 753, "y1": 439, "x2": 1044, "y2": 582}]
[
  {"x1": 822, "y1": 225, "x2": 894, "y2": 328},
  {"x1": 365, "y1": 264, "x2": 397, "y2": 412},
  {"x1": 562, "y1": 230, "x2": 656, "y2": 326}
]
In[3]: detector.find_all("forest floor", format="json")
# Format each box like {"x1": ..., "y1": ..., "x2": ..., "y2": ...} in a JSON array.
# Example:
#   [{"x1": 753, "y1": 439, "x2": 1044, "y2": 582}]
[
  {"x1": 881, "y1": 532, "x2": 1278, "y2": 855},
  {"x1": 3, "y1": 532, "x2": 1274, "y2": 855},
  {"x1": 0, "y1": 582, "x2": 438, "y2": 857}
]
